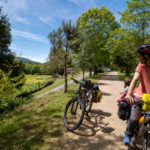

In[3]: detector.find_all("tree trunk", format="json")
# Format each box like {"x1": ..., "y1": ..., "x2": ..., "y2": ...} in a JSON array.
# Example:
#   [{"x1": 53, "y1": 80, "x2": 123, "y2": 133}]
[
  {"x1": 89, "y1": 67, "x2": 92, "y2": 77},
  {"x1": 64, "y1": 44, "x2": 68, "y2": 93},
  {"x1": 82, "y1": 68, "x2": 85, "y2": 80},
  {"x1": 126, "y1": 66, "x2": 130, "y2": 76},
  {"x1": 94, "y1": 65, "x2": 98, "y2": 75}
]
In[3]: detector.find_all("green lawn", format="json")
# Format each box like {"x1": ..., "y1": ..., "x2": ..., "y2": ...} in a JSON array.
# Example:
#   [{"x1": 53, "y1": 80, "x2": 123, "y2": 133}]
[
  {"x1": 19, "y1": 75, "x2": 53, "y2": 94},
  {"x1": 32, "y1": 72, "x2": 82, "y2": 97},
  {"x1": 0, "y1": 73, "x2": 104, "y2": 150}
]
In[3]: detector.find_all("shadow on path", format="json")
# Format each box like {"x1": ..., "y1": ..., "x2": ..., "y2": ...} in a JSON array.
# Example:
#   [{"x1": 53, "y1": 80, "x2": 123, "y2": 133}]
[
  {"x1": 98, "y1": 82, "x2": 109, "y2": 86},
  {"x1": 127, "y1": 135, "x2": 150, "y2": 150},
  {"x1": 71, "y1": 109, "x2": 112, "y2": 137},
  {"x1": 102, "y1": 92, "x2": 112, "y2": 96},
  {"x1": 101, "y1": 74, "x2": 124, "y2": 81}
]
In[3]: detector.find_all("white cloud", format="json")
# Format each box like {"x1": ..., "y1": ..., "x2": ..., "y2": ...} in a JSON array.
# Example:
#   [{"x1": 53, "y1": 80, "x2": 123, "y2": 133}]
[
  {"x1": 68, "y1": 0, "x2": 93, "y2": 7},
  {"x1": 68, "y1": 0, "x2": 80, "y2": 6},
  {"x1": 39, "y1": 17, "x2": 48, "y2": 24},
  {"x1": 12, "y1": 29, "x2": 48, "y2": 44},
  {"x1": 39, "y1": 17, "x2": 54, "y2": 26},
  {"x1": 15, "y1": 17, "x2": 29, "y2": 24}
]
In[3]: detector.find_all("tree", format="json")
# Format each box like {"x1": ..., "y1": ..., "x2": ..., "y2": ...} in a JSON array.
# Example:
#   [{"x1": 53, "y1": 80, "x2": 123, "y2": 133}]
[
  {"x1": 0, "y1": 7, "x2": 25, "y2": 93},
  {"x1": 0, "y1": 7, "x2": 11, "y2": 54},
  {"x1": 48, "y1": 28, "x2": 64, "y2": 75},
  {"x1": 107, "y1": 0, "x2": 150, "y2": 75},
  {"x1": 120, "y1": 0, "x2": 150, "y2": 46},
  {"x1": 77, "y1": 7, "x2": 119, "y2": 75},
  {"x1": 61, "y1": 20, "x2": 79, "y2": 92},
  {"x1": 107, "y1": 29, "x2": 137, "y2": 75},
  {"x1": 48, "y1": 20, "x2": 78, "y2": 92}
]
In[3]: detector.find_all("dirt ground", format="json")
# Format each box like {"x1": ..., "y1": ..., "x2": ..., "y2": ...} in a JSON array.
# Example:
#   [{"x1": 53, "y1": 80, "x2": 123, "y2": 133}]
[{"x1": 61, "y1": 72, "x2": 145, "y2": 150}]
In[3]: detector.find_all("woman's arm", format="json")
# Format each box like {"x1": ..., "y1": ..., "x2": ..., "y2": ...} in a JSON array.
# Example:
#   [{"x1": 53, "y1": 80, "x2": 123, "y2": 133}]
[{"x1": 125, "y1": 72, "x2": 140, "y2": 105}]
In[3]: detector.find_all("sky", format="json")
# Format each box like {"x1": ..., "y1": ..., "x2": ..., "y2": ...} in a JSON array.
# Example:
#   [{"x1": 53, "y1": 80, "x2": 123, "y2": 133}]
[{"x1": 0, "y1": 0, "x2": 127, "y2": 63}]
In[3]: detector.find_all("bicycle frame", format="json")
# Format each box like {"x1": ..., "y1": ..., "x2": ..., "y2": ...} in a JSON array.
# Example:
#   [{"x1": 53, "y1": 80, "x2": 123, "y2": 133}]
[
  {"x1": 130, "y1": 96, "x2": 150, "y2": 149},
  {"x1": 70, "y1": 97, "x2": 79, "y2": 116}
]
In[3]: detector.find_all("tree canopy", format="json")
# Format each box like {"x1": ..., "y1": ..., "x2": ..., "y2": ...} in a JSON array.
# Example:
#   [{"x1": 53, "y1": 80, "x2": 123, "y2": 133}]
[
  {"x1": 77, "y1": 7, "x2": 119, "y2": 74},
  {"x1": 0, "y1": 7, "x2": 11, "y2": 54}
]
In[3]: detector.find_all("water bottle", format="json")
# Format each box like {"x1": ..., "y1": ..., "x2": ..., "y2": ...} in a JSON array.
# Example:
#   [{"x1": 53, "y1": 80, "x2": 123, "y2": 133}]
[
  {"x1": 138, "y1": 116, "x2": 146, "y2": 136},
  {"x1": 139, "y1": 116, "x2": 145, "y2": 126}
]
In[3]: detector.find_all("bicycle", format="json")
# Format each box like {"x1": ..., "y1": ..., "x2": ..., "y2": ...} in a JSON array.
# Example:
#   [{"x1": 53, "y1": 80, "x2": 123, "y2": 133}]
[
  {"x1": 129, "y1": 95, "x2": 150, "y2": 150},
  {"x1": 64, "y1": 77, "x2": 101, "y2": 131}
]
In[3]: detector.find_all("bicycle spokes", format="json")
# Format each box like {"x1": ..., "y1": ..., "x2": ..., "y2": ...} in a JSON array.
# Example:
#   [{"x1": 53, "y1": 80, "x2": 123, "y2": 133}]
[
  {"x1": 64, "y1": 98, "x2": 84, "y2": 130},
  {"x1": 71, "y1": 101, "x2": 79, "y2": 116}
]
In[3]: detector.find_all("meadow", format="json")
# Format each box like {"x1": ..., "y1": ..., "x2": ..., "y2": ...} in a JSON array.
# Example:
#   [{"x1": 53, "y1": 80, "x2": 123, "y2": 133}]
[
  {"x1": 0, "y1": 73, "x2": 105, "y2": 150},
  {"x1": 19, "y1": 75, "x2": 53, "y2": 95}
]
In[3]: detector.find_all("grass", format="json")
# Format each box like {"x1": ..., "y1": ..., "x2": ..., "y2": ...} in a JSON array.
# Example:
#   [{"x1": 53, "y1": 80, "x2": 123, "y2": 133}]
[
  {"x1": 118, "y1": 72, "x2": 134, "y2": 81},
  {"x1": 0, "y1": 72, "x2": 104, "y2": 150},
  {"x1": 32, "y1": 71, "x2": 82, "y2": 97},
  {"x1": 19, "y1": 75, "x2": 53, "y2": 94}
]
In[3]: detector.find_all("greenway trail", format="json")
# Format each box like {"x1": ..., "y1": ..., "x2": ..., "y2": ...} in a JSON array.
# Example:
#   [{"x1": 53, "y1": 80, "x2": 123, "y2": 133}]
[
  {"x1": 61, "y1": 72, "x2": 142, "y2": 150},
  {"x1": 35, "y1": 73, "x2": 89, "y2": 98}
]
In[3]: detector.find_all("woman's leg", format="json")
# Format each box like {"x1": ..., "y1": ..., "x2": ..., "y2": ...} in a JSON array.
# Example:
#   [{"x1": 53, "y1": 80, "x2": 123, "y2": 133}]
[{"x1": 126, "y1": 103, "x2": 142, "y2": 137}]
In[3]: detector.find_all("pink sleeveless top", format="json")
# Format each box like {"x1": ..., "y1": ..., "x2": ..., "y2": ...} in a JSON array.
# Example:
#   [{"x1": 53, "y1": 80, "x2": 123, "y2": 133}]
[{"x1": 135, "y1": 63, "x2": 150, "y2": 99}]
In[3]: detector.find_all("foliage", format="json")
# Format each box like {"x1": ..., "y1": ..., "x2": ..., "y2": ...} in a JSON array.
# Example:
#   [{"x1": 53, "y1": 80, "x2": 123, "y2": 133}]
[
  {"x1": 23, "y1": 62, "x2": 43, "y2": 75},
  {"x1": 41, "y1": 62, "x2": 53, "y2": 75},
  {"x1": 32, "y1": 71, "x2": 81, "y2": 97},
  {"x1": 107, "y1": 29, "x2": 137, "y2": 75},
  {"x1": 0, "y1": 96, "x2": 30, "y2": 114},
  {"x1": 0, "y1": 69, "x2": 27, "y2": 113},
  {"x1": 0, "y1": 69, "x2": 26, "y2": 97},
  {"x1": 48, "y1": 20, "x2": 79, "y2": 92},
  {"x1": 0, "y1": 7, "x2": 25, "y2": 88},
  {"x1": 107, "y1": 0, "x2": 150, "y2": 75},
  {"x1": 18, "y1": 74, "x2": 54, "y2": 97},
  {"x1": 48, "y1": 29, "x2": 65, "y2": 75},
  {"x1": 0, "y1": 7, "x2": 11, "y2": 54},
  {"x1": 76, "y1": 7, "x2": 119, "y2": 74},
  {"x1": 0, "y1": 73, "x2": 103, "y2": 149},
  {"x1": 120, "y1": 0, "x2": 150, "y2": 46}
]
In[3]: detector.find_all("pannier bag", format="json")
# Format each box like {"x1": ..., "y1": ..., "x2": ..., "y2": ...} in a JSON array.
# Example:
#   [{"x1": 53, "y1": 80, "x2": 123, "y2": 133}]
[
  {"x1": 117, "y1": 92, "x2": 131, "y2": 120},
  {"x1": 142, "y1": 93, "x2": 150, "y2": 111},
  {"x1": 117, "y1": 100, "x2": 131, "y2": 120},
  {"x1": 92, "y1": 83, "x2": 102, "y2": 103},
  {"x1": 81, "y1": 79, "x2": 93, "y2": 90}
]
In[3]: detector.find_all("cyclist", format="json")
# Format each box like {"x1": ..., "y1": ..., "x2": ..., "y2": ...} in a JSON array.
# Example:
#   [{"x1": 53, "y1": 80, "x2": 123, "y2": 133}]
[
  {"x1": 122, "y1": 78, "x2": 131, "y2": 94},
  {"x1": 123, "y1": 44, "x2": 150, "y2": 145}
]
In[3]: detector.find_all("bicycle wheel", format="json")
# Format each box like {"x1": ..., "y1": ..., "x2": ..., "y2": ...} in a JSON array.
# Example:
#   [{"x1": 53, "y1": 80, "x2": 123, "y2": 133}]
[
  {"x1": 64, "y1": 97, "x2": 85, "y2": 131},
  {"x1": 85, "y1": 91, "x2": 93, "y2": 114},
  {"x1": 143, "y1": 131, "x2": 148, "y2": 150}
]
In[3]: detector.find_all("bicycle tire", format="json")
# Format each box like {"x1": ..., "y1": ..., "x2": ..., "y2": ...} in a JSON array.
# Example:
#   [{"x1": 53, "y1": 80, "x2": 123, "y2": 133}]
[
  {"x1": 85, "y1": 91, "x2": 93, "y2": 114},
  {"x1": 143, "y1": 131, "x2": 148, "y2": 150},
  {"x1": 64, "y1": 97, "x2": 85, "y2": 131}
]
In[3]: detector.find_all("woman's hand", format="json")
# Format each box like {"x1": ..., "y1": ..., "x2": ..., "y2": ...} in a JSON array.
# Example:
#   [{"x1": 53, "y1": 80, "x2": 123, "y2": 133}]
[{"x1": 125, "y1": 94, "x2": 134, "y2": 105}]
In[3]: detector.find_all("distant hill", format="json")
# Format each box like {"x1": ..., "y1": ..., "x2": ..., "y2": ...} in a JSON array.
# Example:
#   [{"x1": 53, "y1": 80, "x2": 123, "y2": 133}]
[{"x1": 16, "y1": 57, "x2": 38, "y2": 63}]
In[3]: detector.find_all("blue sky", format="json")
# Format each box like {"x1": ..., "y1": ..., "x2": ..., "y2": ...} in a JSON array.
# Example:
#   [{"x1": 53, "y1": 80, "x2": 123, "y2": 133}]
[{"x1": 0, "y1": 0, "x2": 127, "y2": 63}]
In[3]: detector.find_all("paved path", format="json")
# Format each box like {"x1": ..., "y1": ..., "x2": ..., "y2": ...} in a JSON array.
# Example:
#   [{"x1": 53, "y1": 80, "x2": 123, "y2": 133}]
[
  {"x1": 60, "y1": 71, "x2": 144, "y2": 150},
  {"x1": 35, "y1": 73, "x2": 89, "y2": 98}
]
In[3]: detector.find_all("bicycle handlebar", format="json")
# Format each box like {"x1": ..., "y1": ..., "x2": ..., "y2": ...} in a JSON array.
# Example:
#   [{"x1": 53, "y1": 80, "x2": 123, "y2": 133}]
[{"x1": 132, "y1": 95, "x2": 144, "y2": 104}]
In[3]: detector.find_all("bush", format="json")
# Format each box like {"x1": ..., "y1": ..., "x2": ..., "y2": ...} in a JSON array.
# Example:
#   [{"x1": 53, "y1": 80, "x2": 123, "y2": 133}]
[
  {"x1": 0, "y1": 69, "x2": 25, "y2": 96},
  {"x1": 0, "y1": 95, "x2": 30, "y2": 114},
  {"x1": 0, "y1": 69, "x2": 27, "y2": 113}
]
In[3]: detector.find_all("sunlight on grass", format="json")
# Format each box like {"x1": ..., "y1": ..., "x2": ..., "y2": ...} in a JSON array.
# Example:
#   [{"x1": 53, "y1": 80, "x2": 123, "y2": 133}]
[
  {"x1": 21, "y1": 75, "x2": 53, "y2": 92},
  {"x1": 32, "y1": 72, "x2": 82, "y2": 97},
  {"x1": 0, "y1": 73, "x2": 104, "y2": 150}
]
